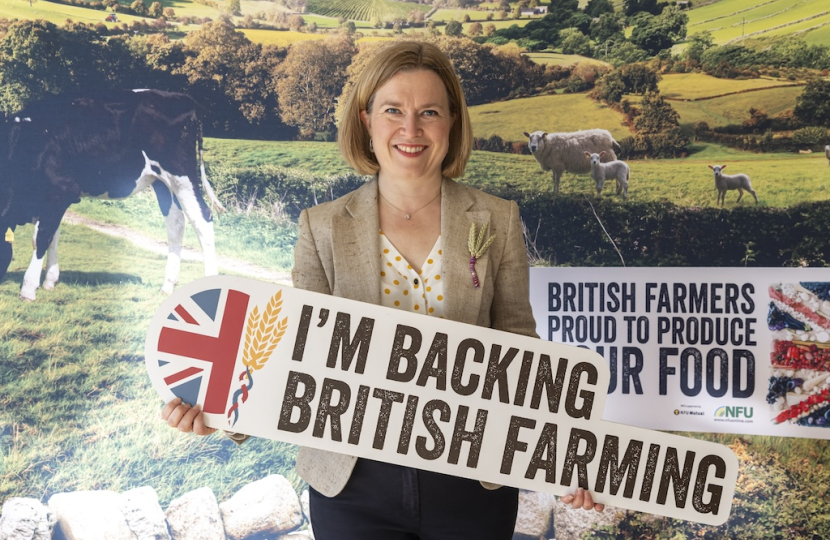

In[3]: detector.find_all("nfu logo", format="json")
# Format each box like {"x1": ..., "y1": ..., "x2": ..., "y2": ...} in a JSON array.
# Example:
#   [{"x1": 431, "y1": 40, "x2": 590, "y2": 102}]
[{"x1": 715, "y1": 406, "x2": 754, "y2": 419}]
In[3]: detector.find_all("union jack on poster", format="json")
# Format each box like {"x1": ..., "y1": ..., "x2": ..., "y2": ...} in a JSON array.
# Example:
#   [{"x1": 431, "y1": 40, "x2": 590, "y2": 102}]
[{"x1": 150, "y1": 287, "x2": 251, "y2": 416}]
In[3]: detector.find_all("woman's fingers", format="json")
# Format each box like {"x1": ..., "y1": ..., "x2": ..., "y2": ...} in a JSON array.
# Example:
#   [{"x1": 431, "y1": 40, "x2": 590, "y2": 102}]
[
  {"x1": 161, "y1": 398, "x2": 216, "y2": 436},
  {"x1": 561, "y1": 488, "x2": 605, "y2": 512},
  {"x1": 160, "y1": 397, "x2": 183, "y2": 422},
  {"x1": 193, "y1": 406, "x2": 217, "y2": 436}
]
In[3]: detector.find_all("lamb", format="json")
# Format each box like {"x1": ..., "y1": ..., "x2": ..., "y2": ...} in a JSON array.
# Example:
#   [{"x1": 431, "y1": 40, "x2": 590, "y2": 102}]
[
  {"x1": 708, "y1": 165, "x2": 758, "y2": 205},
  {"x1": 825, "y1": 145, "x2": 829, "y2": 165},
  {"x1": 524, "y1": 129, "x2": 619, "y2": 194},
  {"x1": 584, "y1": 151, "x2": 629, "y2": 199}
]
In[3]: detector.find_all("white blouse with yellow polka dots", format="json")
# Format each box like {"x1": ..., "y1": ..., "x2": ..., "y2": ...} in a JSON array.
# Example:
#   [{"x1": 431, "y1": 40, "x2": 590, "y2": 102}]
[{"x1": 379, "y1": 231, "x2": 445, "y2": 317}]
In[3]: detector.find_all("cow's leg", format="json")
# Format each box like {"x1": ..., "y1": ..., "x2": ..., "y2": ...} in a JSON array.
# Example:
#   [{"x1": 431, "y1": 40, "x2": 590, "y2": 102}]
[
  {"x1": 143, "y1": 153, "x2": 217, "y2": 279},
  {"x1": 163, "y1": 206, "x2": 186, "y2": 294},
  {"x1": 0, "y1": 227, "x2": 12, "y2": 281},
  {"x1": 42, "y1": 226, "x2": 60, "y2": 290},
  {"x1": 552, "y1": 170, "x2": 561, "y2": 195},
  {"x1": 21, "y1": 213, "x2": 64, "y2": 300},
  {"x1": 160, "y1": 175, "x2": 217, "y2": 278},
  {"x1": 153, "y1": 181, "x2": 185, "y2": 294},
  {"x1": 736, "y1": 188, "x2": 744, "y2": 203}
]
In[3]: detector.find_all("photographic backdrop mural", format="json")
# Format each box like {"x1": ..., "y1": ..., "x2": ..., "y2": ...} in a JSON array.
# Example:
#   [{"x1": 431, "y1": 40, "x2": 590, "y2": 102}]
[{"x1": 1, "y1": 0, "x2": 830, "y2": 538}]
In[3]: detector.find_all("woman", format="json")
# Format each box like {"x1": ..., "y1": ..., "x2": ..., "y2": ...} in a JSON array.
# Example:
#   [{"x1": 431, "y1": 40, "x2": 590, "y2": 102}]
[{"x1": 162, "y1": 40, "x2": 602, "y2": 539}]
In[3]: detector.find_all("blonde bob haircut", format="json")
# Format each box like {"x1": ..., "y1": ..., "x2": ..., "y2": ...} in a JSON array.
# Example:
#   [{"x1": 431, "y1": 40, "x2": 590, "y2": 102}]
[{"x1": 338, "y1": 41, "x2": 473, "y2": 179}]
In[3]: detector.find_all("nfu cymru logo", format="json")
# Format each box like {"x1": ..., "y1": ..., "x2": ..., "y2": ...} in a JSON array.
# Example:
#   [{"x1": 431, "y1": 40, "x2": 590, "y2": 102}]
[
  {"x1": 152, "y1": 287, "x2": 288, "y2": 427},
  {"x1": 714, "y1": 406, "x2": 754, "y2": 421}
]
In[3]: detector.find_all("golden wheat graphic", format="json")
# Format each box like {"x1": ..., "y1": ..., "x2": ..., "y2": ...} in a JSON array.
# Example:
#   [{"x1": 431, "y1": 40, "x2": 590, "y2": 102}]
[{"x1": 242, "y1": 290, "x2": 288, "y2": 371}]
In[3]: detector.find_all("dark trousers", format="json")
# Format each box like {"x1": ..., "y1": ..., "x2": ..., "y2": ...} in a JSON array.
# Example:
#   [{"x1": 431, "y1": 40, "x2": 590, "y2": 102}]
[{"x1": 309, "y1": 459, "x2": 519, "y2": 540}]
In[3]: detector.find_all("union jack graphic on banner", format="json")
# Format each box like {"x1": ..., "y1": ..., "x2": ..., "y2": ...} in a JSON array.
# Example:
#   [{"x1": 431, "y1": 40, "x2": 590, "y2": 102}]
[{"x1": 152, "y1": 287, "x2": 251, "y2": 416}]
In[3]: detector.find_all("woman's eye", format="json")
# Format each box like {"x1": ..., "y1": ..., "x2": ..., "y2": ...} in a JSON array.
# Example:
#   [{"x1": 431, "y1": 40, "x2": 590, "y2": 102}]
[
  {"x1": 385, "y1": 108, "x2": 400, "y2": 114},
  {"x1": 423, "y1": 110, "x2": 438, "y2": 117}
]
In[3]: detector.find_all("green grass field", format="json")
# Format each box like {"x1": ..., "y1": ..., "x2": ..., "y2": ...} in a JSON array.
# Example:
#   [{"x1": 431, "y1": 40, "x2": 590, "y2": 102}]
[
  {"x1": 306, "y1": 0, "x2": 429, "y2": 22},
  {"x1": 687, "y1": 0, "x2": 830, "y2": 44},
  {"x1": 199, "y1": 138, "x2": 830, "y2": 208},
  {"x1": 657, "y1": 72, "x2": 799, "y2": 100},
  {"x1": 0, "y1": 224, "x2": 302, "y2": 506},
  {"x1": 0, "y1": 0, "x2": 147, "y2": 26},
  {"x1": 240, "y1": 28, "x2": 327, "y2": 46},
  {"x1": 468, "y1": 93, "x2": 632, "y2": 142},
  {"x1": 803, "y1": 20, "x2": 830, "y2": 44},
  {"x1": 524, "y1": 51, "x2": 611, "y2": 67},
  {"x1": 630, "y1": 85, "x2": 804, "y2": 128}
]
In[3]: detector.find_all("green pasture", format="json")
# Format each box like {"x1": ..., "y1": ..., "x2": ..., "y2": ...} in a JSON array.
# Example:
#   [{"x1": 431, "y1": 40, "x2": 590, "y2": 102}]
[
  {"x1": 627, "y1": 85, "x2": 803, "y2": 128},
  {"x1": 803, "y1": 20, "x2": 830, "y2": 45},
  {"x1": 0, "y1": 0, "x2": 147, "y2": 26},
  {"x1": 524, "y1": 51, "x2": 611, "y2": 67},
  {"x1": 240, "y1": 28, "x2": 327, "y2": 46},
  {"x1": 306, "y1": 0, "x2": 429, "y2": 22},
  {"x1": 762, "y1": 12, "x2": 830, "y2": 40},
  {"x1": 0, "y1": 223, "x2": 301, "y2": 506},
  {"x1": 686, "y1": 0, "x2": 830, "y2": 44},
  {"x1": 657, "y1": 73, "x2": 799, "y2": 100},
  {"x1": 70, "y1": 190, "x2": 298, "y2": 272},
  {"x1": 200, "y1": 138, "x2": 830, "y2": 208},
  {"x1": 468, "y1": 93, "x2": 632, "y2": 142}
]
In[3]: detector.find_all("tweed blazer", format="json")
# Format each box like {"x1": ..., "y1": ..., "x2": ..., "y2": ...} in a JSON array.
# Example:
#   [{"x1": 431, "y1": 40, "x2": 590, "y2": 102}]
[{"x1": 291, "y1": 177, "x2": 538, "y2": 497}]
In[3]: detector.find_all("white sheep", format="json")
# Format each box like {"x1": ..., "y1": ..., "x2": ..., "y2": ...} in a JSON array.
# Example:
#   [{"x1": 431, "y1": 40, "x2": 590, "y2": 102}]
[
  {"x1": 708, "y1": 165, "x2": 758, "y2": 205},
  {"x1": 825, "y1": 145, "x2": 829, "y2": 166},
  {"x1": 584, "y1": 151, "x2": 629, "y2": 199},
  {"x1": 524, "y1": 129, "x2": 619, "y2": 194}
]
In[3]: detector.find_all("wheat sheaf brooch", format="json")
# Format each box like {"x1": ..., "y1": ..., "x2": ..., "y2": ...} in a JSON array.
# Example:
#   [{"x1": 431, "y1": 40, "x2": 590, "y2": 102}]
[{"x1": 468, "y1": 222, "x2": 496, "y2": 289}]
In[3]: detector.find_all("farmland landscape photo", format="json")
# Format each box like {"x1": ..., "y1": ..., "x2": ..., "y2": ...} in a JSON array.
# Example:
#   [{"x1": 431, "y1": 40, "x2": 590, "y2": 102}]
[{"x1": 1, "y1": 0, "x2": 830, "y2": 538}]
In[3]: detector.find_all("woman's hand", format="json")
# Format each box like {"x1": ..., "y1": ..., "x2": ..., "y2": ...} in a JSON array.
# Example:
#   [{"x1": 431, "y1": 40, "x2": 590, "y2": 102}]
[
  {"x1": 561, "y1": 488, "x2": 605, "y2": 513},
  {"x1": 160, "y1": 397, "x2": 216, "y2": 436}
]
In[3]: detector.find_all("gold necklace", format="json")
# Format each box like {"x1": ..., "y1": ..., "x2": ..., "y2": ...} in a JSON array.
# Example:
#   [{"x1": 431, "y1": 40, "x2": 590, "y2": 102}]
[{"x1": 379, "y1": 188, "x2": 441, "y2": 220}]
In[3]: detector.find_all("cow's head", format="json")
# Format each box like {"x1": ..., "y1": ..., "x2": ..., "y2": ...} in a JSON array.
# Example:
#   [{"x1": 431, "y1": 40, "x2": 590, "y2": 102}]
[{"x1": 523, "y1": 131, "x2": 548, "y2": 154}]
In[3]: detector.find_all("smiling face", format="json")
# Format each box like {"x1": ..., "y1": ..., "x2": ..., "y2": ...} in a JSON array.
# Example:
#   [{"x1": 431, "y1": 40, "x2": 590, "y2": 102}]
[{"x1": 360, "y1": 69, "x2": 454, "y2": 185}]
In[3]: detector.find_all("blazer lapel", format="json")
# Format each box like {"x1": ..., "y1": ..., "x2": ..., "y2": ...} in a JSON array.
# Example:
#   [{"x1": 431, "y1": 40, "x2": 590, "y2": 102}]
[
  {"x1": 441, "y1": 178, "x2": 490, "y2": 325},
  {"x1": 331, "y1": 179, "x2": 381, "y2": 305}
]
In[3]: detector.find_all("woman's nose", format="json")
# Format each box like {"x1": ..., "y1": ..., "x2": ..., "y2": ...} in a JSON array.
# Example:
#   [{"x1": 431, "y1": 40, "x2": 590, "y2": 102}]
[{"x1": 400, "y1": 114, "x2": 421, "y2": 137}]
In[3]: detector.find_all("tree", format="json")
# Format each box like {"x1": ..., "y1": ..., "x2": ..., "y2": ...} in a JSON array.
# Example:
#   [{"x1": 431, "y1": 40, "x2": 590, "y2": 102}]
[
  {"x1": 794, "y1": 79, "x2": 830, "y2": 127},
  {"x1": 288, "y1": 15, "x2": 305, "y2": 31},
  {"x1": 277, "y1": 36, "x2": 356, "y2": 136},
  {"x1": 685, "y1": 30, "x2": 713, "y2": 62},
  {"x1": 175, "y1": 20, "x2": 284, "y2": 133},
  {"x1": 634, "y1": 91, "x2": 679, "y2": 134},
  {"x1": 590, "y1": 12, "x2": 624, "y2": 44},
  {"x1": 584, "y1": 0, "x2": 614, "y2": 18},
  {"x1": 630, "y1": 6, "x2": 687, "y2": 56},
  {"x1": 149, "y1": 1, "x2": 163, "y2": 18},
  {"x1": 0, "y1": 20, "x2": 108, "y2": 113},
  {"x1": 623, "y1": 0, "x2": 660, "y2": 17},
  {"x1": 408, "y1": 9, "x2": 425, "y2": 25},
  {"x1": 468, "y1": 22, "x2": 483, "y2": 37},
  {"x1": 484, "y1": 23, "x2": 496, "y2": 37},
  {"x1": 445, "y1": 20, "x2": 463, "y2": 37},
  {"x1": 340, "y1": 20, "x2": 356, "y2": 34},
  {"x1": 131, "y1": 0, "x2": 146, "y2": 16},
  {"x1": 224, "y1": 0, "x2": 240, "y2": 16},
  {"x1": 560, "y1": 28, "x2": 592, "y2": 56}
]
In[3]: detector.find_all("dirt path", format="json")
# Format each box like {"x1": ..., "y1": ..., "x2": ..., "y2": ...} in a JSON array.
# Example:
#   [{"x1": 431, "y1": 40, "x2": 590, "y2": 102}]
[{"x1": 63, "y1": 211, "x2": 292, "y2": 285}]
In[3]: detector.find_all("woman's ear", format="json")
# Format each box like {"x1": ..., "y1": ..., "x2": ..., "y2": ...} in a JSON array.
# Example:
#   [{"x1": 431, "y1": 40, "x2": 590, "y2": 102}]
[{"x1": 359, "y1": 109, "x2": 372, "y2": 134}]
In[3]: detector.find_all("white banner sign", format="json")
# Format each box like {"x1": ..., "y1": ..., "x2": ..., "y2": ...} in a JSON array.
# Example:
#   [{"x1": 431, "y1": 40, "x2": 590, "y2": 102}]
[
  {"x1": 530, "y1": 267, "x2": 830, "y2": 439},
  {"x1": 146, "y1": 275, "x2": 738, "y2": 525}
]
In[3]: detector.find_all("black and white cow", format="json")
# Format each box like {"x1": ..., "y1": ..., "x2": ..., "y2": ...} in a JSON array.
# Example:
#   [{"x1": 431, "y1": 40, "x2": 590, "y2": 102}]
[{"x1": 0, "y1": 89, "x2": 225, "y2": 300}]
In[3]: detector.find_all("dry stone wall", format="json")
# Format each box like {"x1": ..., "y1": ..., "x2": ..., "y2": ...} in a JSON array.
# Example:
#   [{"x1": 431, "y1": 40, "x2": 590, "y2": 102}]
[{"x1": 1, "y1": 477, "x2": 615, "y2": 540}]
